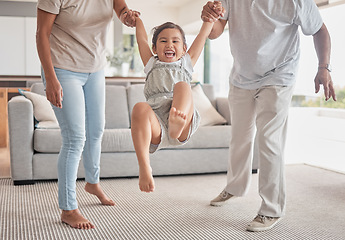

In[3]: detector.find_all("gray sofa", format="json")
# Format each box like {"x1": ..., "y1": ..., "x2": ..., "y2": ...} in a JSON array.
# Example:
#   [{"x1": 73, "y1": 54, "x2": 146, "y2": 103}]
[{"x1": 8, "y1": 82, "x2": 239, "y2": 185}]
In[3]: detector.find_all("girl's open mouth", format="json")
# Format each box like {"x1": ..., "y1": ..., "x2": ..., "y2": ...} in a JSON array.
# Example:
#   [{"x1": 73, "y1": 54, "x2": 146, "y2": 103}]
[{"x1": 165, "y1": 50, "x2": 175, "y2": 58}]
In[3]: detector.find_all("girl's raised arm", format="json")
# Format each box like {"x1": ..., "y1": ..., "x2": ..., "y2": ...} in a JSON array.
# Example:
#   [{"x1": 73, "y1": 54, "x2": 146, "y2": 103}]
[
  {"x1": 135, "y1": 17, "x2": 153, "y2": 66},
  {"x1": 187, "y1": 21, "x2": 214, "y2": 67},
  {"x1": 188, "y1": 1, "x2": 224, "y2": 66}
]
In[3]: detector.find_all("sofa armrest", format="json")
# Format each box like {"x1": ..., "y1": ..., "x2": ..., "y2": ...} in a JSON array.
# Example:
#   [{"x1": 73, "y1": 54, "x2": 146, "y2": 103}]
[
  {"x1": 8, "y1": 96, "x2": 35, "y2": 182},
  {"x1": 216, "y1": 97, "x2": 231, "y2": 125}
]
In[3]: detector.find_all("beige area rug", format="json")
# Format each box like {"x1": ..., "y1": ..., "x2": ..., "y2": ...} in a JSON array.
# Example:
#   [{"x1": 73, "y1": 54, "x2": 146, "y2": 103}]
[{"x1": 1, "y1": 164, "x2": 345, "y2": 240}]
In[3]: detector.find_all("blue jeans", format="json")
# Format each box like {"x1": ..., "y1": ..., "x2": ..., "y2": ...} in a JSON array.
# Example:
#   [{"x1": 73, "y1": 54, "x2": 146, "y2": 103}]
[{"x1": 42, "y1": 68, "x2": 105, "y2": 210}]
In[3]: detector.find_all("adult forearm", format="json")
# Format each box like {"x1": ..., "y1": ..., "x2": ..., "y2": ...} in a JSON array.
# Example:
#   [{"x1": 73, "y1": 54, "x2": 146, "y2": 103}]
[
  {"x1": 36, "y1": 34, "x2": 55, "y2": 80},
  {"x1": 36, "y1": 9, "x2": 57, "y2": 81},
  {"x1": 208, "y1": 20, "x2": 226, "y2": 40},
  {"x1": 313, "y1": 23, "x2": 331, "y2": 65},
  {"x1": 114, "y1": 0, "x2": 129, "y2": 19}
]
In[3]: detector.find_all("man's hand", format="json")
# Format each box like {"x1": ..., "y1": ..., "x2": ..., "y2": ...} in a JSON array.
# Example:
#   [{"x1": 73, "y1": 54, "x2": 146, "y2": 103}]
[
  {"x1": 201, "y1": 1, "x2": 225, "y2": 23},
  {"x1": 314, "y1": 69, "x2": 336, "y2": 101}
]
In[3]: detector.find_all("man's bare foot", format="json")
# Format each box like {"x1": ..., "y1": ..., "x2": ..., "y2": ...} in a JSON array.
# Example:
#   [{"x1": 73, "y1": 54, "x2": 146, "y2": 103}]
[
  {"x1": 139, "y1": 166, "x2": 155, "y2": 192},
  {"x1": 168, "y1": 107, "x2": 187, "y2": 139},
  {"x1": 61, "y1": 209, "x2": 95, "y2": 229},
  {"x1": 84, "y1": 182, "x2": 115, "y2": 206}
]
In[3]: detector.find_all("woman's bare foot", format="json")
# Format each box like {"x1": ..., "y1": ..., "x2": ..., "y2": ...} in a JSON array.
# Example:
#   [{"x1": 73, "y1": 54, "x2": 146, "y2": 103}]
[
  {"x1": 61, "y1": 209, "x2": 95, "y2": 229},
  {"x1": 139, "y1": 166, "x2": 155, "y2": 192},
  {"x1": 168, "y1": 107, "x2": 187, "y2": 139},
  {"x1": 84, "y1": 182, "x2": 115, "y2": 206}
]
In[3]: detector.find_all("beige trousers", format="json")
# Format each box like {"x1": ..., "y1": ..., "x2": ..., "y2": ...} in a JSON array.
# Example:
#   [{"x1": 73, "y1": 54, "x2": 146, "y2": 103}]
[{"x1": 225, "y1": 83, "x2": 294, "y2": 217}]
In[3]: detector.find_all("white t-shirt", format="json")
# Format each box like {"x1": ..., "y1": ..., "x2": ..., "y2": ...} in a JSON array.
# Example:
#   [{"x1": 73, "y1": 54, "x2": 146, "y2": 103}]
[
  {"x1": 37, "y1": 0, "x2": 114, "y2": 73},
  {"x1": 220, "y1": 0, "x2": 324, "y2": 89}
]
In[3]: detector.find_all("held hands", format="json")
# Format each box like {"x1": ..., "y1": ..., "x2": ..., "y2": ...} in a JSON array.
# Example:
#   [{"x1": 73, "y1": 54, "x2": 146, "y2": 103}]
[
  {"x1": 120, "y1": 9, "x2": 140, "y2": 27},
  {"x1": 201, "y1": 1, "x2": 225, "y2": 23},
  {"x1": 314, "y1": 69, "x2": 336, "y2": 101}
]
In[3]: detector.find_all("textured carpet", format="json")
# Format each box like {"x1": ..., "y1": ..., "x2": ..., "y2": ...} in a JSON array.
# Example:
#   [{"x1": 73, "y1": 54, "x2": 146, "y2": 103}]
[{"x1": 1, "y1": 164, "x2": 345, "y2": 240}]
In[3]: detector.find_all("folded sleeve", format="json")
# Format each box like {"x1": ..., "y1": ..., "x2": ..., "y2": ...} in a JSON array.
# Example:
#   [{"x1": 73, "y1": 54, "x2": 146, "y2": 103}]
[{"x1": 37, "y1": 0, "x2": 61, "y2": 15}]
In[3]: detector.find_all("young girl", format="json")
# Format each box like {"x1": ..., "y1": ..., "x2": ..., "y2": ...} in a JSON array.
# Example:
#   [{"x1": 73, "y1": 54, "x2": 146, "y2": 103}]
[{"x1": 131, "y1": 2, "x2": 222, "y2": 193}]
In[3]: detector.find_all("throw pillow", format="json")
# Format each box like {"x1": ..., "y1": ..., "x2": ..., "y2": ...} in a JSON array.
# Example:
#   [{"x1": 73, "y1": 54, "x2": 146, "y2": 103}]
[
  {"x1": 192, "y1": 83, "x2": 227, "y2": 126},
  {"x1": 18, "y1": 89, "x2": 59, "y2": 129}
]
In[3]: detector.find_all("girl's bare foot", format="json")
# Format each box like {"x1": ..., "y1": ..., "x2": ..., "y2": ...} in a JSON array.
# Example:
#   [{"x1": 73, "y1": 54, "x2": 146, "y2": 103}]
[
  {"x1": 168, "y1": 107, "x2": 187, "y2": 139},
  {"x1": 139, "y1": 166, "x2": 155, "y2": 192},
  {"x1": 61, "y1": 209, "x2": 95, "y2": 229},
  {"x1": 84, "y1": 182, "x2": 115, "y2": 206}
]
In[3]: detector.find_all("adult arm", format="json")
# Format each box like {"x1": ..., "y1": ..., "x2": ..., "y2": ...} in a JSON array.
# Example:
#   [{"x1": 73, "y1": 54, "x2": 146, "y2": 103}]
[
  {"x1": 135, "y1": 17, "x2": 153, "y2": 66},
  {"x1": 36, "y1": 9, "x2": 63, "y2": 108},
  {"x1": 201, "y1": 1, "x2": 227, "y2": 40},
  {"x1": 313, "y1": 23, "x2": 336, "y2": 101},
  {"x1": 208, "y1": 19, "x2": 227, "y2": 40},
  {"x1": 114, "y1": 0, "x2": 140, "y2": 27}
]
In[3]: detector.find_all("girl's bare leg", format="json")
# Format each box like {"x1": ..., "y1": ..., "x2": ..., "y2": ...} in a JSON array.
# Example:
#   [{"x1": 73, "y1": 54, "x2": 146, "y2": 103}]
[
  {"x1": 169, "y1": 81, "x2": 194, "y2": 141},
  {"x1": 131, "y1": 102, "x2": 161, "y2": 192}
]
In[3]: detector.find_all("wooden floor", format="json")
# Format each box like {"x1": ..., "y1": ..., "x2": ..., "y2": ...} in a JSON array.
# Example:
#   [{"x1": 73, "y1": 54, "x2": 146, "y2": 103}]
[{"x1": 0, "y1": 147, "x2": 10, "y2": 178}]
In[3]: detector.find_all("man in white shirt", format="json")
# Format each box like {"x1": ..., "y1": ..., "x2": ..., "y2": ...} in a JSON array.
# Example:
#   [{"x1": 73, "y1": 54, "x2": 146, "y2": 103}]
[{"x1": 202, "y1": 0, "x2": 336, "y2": 232}]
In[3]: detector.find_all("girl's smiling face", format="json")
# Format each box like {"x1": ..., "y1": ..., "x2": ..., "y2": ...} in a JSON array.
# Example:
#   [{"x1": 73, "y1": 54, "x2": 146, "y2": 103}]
[{"x1": 153, "y1": 28, "x2": 187, "y2": 63}]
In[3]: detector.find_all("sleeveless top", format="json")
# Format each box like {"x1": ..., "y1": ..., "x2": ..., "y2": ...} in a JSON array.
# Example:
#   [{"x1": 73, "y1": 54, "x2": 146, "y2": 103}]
[{"x1": 143, "y1": 55, "x2": 200, "y2": 152}]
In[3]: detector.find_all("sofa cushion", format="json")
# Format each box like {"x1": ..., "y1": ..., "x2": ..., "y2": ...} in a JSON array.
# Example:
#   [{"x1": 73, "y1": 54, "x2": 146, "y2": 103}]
[
  {"x1": 34, "y1": 129, "x2": 61, "y2": 152},
  {"x1": 192, "y1": 84, "x2": 227, "y2": 126},
  {"x1": 198, "y1": 84, "x2": 216, "y2": 108},
  {"x1": 29, "y1": 83, "x2": 130, "y2": 129},
  {"x1": 175, "y1": 125, "x2": 231, "y2": 149},
  {"x1": 101, "y1": 129, "x2": 134, "y2": 152},
  {"x1": 18, "y1": 88, "x2": 59, "y2": 129},
  {"x1": 127, "y1": 83, "x2": 225, "y2": 126},
  {"x1": 31, "y1": 82, "x2": 46, "y2": 95},
  {"x1": 33, "y1": 128, "x2": 134, "y2": 153},
  {"x1": 127, "y1": 84, "x2": 146, "y2": 122},
  {"x1": 105, "y1": 86, "x2": 130, "y2": 128},
  {"x1": 33, "y1": 125, "x2": 230, "y2": 153}
]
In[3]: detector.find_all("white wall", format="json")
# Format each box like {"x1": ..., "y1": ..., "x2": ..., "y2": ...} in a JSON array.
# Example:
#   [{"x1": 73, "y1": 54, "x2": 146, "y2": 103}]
[
  {"x1": 0, "y1": 17, "x2": 27, "y2": 75},
  {"x1": 0, "y1": 0, "x2": 207, "y2": 76},
  {"x1": 0, "y1": 16, "x2": 41, "y2": 76},
  {"x1": 0, "y1": 16, "x2": 123, "y2": 76},
  {"x1": 122, "y1": 5, "x2": 179, "y2": 35},
  {"x1": 25, "y1": 17, "x2": 41, "y2": 75},
  {"x1": 123, "y1": 0, "x2": 206, "y2": 35},
  {"x1": 177, "y1": 0, "x2": 206, "y2": 34}
]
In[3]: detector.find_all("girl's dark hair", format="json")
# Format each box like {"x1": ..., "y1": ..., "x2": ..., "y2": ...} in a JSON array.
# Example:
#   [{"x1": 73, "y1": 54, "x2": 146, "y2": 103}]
[{"x1": 151, "y1": 22, "x2": 187, "y2": 48}]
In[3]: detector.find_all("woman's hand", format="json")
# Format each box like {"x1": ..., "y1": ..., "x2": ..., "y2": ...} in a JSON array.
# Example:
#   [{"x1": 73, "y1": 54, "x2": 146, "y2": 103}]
[{"x1": 45, "y1": 77, "x2": 63, "y2": 108}]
